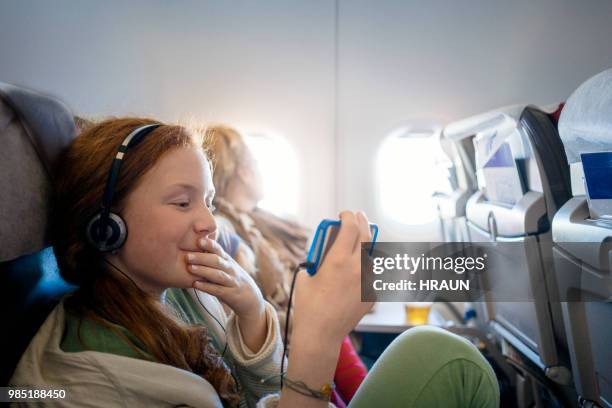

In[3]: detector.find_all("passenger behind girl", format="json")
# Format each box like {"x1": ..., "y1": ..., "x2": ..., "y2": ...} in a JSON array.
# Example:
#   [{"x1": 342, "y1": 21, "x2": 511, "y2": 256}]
[
  {"x1": 206, "y1": 125, "x2": 367, "y2": 406},
  {"x1": 10, "y1": 118, "x2": 500, "y2": 407}
]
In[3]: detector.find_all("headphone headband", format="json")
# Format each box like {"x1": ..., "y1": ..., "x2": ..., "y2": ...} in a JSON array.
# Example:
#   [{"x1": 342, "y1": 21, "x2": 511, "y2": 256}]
[
  {"x1": 99, "y1": 124, "x2": 161, "y2": 218},
  {"x1": 88, "y1": 123, "x2": 161, "y2": 252}
]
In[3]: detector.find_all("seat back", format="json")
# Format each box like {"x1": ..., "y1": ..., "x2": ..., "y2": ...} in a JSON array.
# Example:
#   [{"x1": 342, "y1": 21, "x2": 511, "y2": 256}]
[
  {"x1": 553, "y1": 68, "x2": 612, "y2": 408},
  {"x1": 517, "y1": 103, "x2": 573, "y2": 360},
  {"x1": 459, "y1": 104, "x2": 573, "y2": 387},
  {"x1": 0, "y1": 82, "x2": 77, "y2": 385}
]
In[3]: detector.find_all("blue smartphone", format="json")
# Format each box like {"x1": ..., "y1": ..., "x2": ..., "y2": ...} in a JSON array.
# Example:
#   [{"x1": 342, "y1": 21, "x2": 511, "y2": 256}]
[{"x1": 305, "y1": 219, "x2": 379, "y2": 276}]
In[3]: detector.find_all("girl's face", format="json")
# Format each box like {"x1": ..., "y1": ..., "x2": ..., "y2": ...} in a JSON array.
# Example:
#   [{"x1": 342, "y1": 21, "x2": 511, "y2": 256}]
[{"x1": 109, "y1": 146, "x2": 217, "y2": 296}]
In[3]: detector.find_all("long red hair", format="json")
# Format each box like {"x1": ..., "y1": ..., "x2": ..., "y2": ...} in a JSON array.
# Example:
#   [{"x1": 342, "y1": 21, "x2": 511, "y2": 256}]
[{"x1": 52, "y1": 118, "x2": 240, "y2": 406}]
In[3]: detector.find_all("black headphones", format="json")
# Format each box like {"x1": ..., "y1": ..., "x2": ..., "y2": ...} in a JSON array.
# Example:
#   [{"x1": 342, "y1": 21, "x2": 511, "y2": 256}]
[{"x1": 86, "y1": 124, "x2": 161, "y2": 252}]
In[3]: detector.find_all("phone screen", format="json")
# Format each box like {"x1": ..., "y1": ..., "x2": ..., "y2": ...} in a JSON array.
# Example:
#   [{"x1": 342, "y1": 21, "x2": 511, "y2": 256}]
[
  {"x1": 319, "y1": 225, "x2": 340, "y2": 265},
  {"x1": 306, "y1": 220, "x2": 378, "y2": 276}
]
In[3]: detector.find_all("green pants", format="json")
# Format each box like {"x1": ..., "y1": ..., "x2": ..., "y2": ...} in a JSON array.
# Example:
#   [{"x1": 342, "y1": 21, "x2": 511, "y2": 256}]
[{"x1": 350, "y1": 326, "x2": 500, "y2": 407}]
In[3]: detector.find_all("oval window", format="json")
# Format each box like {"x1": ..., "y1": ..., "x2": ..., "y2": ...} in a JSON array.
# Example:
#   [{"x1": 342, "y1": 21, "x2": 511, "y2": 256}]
[
  {"x1": 376, "y1": 125, "x2": 450, "y2": 225},
  {"x1": 243, "y1": 131, "x2": 299, "y2": 216}
]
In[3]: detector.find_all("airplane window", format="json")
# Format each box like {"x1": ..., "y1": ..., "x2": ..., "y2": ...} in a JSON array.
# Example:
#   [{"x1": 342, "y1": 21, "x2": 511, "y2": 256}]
[
  {"x1": 376, "y1": 126, "x2": 450, "y2": 225},
  {"x1": 244, "y1": 131, "x2": 299, "y2": 215}
]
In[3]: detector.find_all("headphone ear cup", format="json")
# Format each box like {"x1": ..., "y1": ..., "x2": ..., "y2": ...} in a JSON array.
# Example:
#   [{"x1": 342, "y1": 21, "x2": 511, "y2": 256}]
[{"x1": 86, "y1": 212, "x2": 128, "y2": 252}]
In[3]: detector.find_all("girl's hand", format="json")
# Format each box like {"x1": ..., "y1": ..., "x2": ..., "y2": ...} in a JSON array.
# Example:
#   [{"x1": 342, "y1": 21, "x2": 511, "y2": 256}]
[
  {"x1": 279, "y1": 211, "x2": 374, "y2": 408},
  {"x1": 292, "y1": 211, "x2": 374, "y2": 344},
  {"x1": 186, "y1": 238, "x2": 267, "y2": 337}
]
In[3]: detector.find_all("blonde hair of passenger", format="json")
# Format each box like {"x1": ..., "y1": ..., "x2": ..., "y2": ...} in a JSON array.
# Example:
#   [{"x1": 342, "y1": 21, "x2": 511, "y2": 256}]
[{"x1": 204, "y1": 125, "x2": 249, "y2": 198}]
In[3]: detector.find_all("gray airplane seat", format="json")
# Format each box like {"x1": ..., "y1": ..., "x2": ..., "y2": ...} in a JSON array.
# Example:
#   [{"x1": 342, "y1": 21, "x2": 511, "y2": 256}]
[
  {"x1": 553, "y1": 68, "x2": 612, "y2": 408},
  {"x1": 458, "y1": 104, "x2": 575, "y2": 404},
  {"x1": 434, "y1": 128, "x2": 478, "y2": 243},
  {"x1": 0, "y1": 82, "x2": 77, "y2": 385},
  {"x1": 517, "y1": 103, "x2": 573, "y2": 353}
]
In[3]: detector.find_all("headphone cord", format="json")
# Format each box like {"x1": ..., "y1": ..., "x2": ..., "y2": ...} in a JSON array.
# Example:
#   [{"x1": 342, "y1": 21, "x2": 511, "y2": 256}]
[
  {"x1": 103, "y1": 258, "x2": 142, "y2": 290},
  {"x1": 192, "y1": 288, "x2": 229, "y2": 358},
  {"x1": 280, "y1": 261, "x2": 313, "y2": 388},
  {"x1": 192, "y1": 288, "x2": 245, "y2": 392},
  {"x1": 103, "y1": 259, "x2": 229, "y2": 358},
  {"x1": 106, "y1": 255, "x2": 312, "y2": 390},
  {"x1": 102, "y1": 260, "x2": 229, "y2": 356},
  {"x1": 103, "y1": 259, "x2": 238, "y2": 386}
]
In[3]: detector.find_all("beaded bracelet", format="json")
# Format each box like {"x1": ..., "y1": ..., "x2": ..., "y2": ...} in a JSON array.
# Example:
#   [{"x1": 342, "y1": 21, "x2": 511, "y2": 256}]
[
  {"x1": 260, "y1": 373, "x2": 334, "y2": 402},
  {"x1": 283, "y1": 377, "x2": 334, "y2": 402}
]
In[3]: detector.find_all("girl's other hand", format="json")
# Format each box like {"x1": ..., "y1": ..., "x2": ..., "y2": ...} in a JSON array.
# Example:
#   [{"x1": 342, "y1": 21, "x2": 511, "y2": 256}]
[{"x1": 186, "y1": 238, "x2": 265, "y2": 322}]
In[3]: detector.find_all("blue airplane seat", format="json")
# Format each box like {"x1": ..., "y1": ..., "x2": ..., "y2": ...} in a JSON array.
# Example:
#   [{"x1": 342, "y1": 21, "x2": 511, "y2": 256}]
[
  {"x1": 0, "y1": 82, "x2": 77, "y2": 385},
  {"x1": 0, "y1": 248, "x2": 75, "y2": 385}
]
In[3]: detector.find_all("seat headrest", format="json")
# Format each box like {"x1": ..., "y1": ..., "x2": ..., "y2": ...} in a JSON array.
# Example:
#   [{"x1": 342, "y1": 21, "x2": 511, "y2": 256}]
[
  {"x1": 559, "y1": 68, "x2": 612, "y2": 164},
  {"x1": 443, "y1": 104, "x2": 526, "y2": 141},
  {"x1": 0, "y1": 82, "x2": 76, "y2": 262}
]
